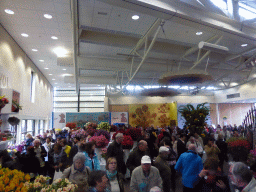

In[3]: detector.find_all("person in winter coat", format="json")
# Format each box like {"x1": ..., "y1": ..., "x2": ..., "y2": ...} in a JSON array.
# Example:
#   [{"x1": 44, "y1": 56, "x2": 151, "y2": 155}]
[
  {"x1": 80, "y1": 142, "x2": 100, "y2": 171},
  {"x1": 154, "y1": 146, "x2": 172, "y2": 192},
  {"x1": 62, "y1": 153, "x2": 91, "y2": 192},
  {"x1": 107, "y1": 133, "x2": 126, "y2": 175},
  {"x1": 126, "y1": 140, "x2": 150, "y2": 174},
  {"x1": 25, "y1": 134, "x2": 34, "y2": 149},
  {"x1": 229, "y1": 162, "x2": 256, "y2": 192},
  {"x1": 130, "y1": 155, "x2": 162, "y2": 192},
  {"x1": 215, "y1": 134, "x2": 228, "y2": 171}
]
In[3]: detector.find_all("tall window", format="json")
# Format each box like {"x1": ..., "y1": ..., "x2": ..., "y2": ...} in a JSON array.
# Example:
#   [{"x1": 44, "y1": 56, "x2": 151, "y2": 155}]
[
  {"x1": 53, "y1": 86, "x2": 105, "y2": 112},
  {"x1": 30, "y1": 71, "x2": 36, "y2": 103}
]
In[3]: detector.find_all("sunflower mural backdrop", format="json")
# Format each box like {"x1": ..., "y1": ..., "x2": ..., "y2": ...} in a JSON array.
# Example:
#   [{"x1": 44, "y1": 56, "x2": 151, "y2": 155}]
[{"x1": 129, "y1": 102, "x2": 177, "y2": 128}]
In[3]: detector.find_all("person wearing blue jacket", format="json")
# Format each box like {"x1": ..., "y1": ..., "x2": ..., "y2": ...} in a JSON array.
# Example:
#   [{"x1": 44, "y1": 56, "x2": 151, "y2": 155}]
[
  {"x1": 81, "y1": 142, "x2": 100, "y2": 171},
  {"x1": 175, "y1": 144, "x2": 203, "y2": 192}
]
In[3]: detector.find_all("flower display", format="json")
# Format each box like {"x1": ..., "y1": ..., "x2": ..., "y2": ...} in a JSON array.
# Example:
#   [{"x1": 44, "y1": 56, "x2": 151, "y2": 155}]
[
  {"x1": 89, "y1": 135, "x2": 109, "y2": 148},
  {"x1": 85, "y1": 122, "x2": 97, "y2": 129},
  {"x1": 121, "y1": 135, "x2": 134, "y2": 149},
  {"x1": 66, "y1": 122, "x2": 77, "y2": 130},
  {"x1": 97, "y1": 122, "x2": 111, "y2": 132},
  {"x1": 0, "y1": 167, "x2": 30, "y2": 192},
  {"x1": 0, "y1": 95, "x2": 9, "y2": 105},
  {"x1": 178, "y1": 103, "x2": 210, "y2": 135},
  {"x1": 86, "y1": 128, "x2": 97, "y2": 136},
  {"x1": 125, "y1": 128, "x2": 142, "y2": 141},
  {"x1": 25, "y1": 176, "x2": 77, "y2": 192},
  {"x1": 94, "y1": 130, "x2": 110, "y2": 141},
  {"x1": 110, "y1": 125, "x2": 118, "y2": 132},
  {"x1": 247, "y1": 149, "x2": 256, "y2": 167},
  {"x1": 227, "y1": 137, "x2": 251, "y2": 161},
  {"x1": 70, "y1": 128, "x2": 87, "y2": 139}
]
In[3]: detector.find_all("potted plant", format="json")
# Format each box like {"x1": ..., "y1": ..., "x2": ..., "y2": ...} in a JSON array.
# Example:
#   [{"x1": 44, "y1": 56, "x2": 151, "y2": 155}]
[
  {"x1": 0, "y1": 95, "x2": 9, "y2": 113},
  {"x1": 97, "y1": 122, "x2": 111, "y2": 132},
  {"x1": 227, "y1": 137, "x2": 251, "y2": 162},
  {"x1": 12, "y1": 100, "x2": 22, "y2": 112}
]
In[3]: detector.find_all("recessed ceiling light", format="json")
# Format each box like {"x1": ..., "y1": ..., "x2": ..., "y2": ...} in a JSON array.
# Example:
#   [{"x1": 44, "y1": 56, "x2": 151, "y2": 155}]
[
  {"x1": 53, "y1": 47, "x2": 68, "y2": 57},
  {"x1": 51, "y1": 36, "x2": 58, "y2": 40},
  {"x1": 55, "y1": 83, "x2": 58, "y2": 84},
  {"x1": 5, "y1": 9, "x2": 14, "y2": 14},
  {"x1": 32, "y1": 49, "x2": 38, "y2": 52},
  {"x1": 39, "y1": 60, "x2": 44, "y2": 62},
  {"x1": 196, "y1": 31, "x2": 203, "y2": 35},
  {"x1": 52, "y1": 79, "x2": 55, "y2": 80},
  {"x1": 49, "y1": 74, "x2": 52, "y2": 75},
  {"x1": 21, "y1": 33, "x2": 29, "y2": 37},
  {"x1": 132, "y1": 15, "x2": 139, "y2": 20},
  {"x1": 44, "y1": 68, "x2": 49, "y2": 69},
  {"x1": 44, "y1": 14, "x2": 52, "y2": 19},
  {"x1": 241, "y1": 44, "x2": 248, "y2": 47},
  {"x1": 62, "y1": 69, "x2": 66, "y2": 71}
]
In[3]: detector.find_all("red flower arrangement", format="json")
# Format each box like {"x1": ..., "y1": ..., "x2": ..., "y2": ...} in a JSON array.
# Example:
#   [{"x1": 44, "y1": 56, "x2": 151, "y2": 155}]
[
  {"x1": 125, "y1": 128, "x2": 142, "y2": 141},
  {"x1": 227, "y1": 137, "x2": 251, "y2": 161},
  {"x1": 110, "y1": 125, "x2": 118, "y2": 132},
  {"x1": 0, "y1": 95, "x2": 9, "y2": 111},
  {"x1": 122, "y1": 135, "x2": 134, "y2": 149},
  {"x1": 66, "y1": 122, "x2": 77, "y2": 129},
  {"x1": 87, "y1": 128, "x2": 98, "y2": 136},
  {"x1": 85, "y1": 122, "x2": 98, "y2": 129},
  {"x1": 89, "y1": 135, "x2": 109, "y2": 148}
]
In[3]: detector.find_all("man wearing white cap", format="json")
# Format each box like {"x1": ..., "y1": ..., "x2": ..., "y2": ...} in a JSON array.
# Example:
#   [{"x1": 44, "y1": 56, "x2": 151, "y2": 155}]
[
  {"x1": 154, "y1": 146, "x2": 172, "y2": 192},
  {"x1": 130, "y1": 155, "x2": 162, "y2": 192}
]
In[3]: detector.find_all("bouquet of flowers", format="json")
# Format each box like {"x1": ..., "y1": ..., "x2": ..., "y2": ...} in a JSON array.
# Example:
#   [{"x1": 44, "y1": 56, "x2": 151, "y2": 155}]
[
  {"x1": 66, "y1": 122, "x2": 77, "y2": 130},
  {"x1": 89, "y1": 135, "x2": 109, "y2": 148},
  {"x1": 0, "y1": 95, "x2": 9, "y2": 108},
  {"x1": 0, "y1": 167, "x2": 30, "y2": 192},
  {"x1": 247, "y1": 149, "x2": 256, "y2": 167},
  {"x1": 70, "y1": 128, "x2": 87, "y2": 139},
  {"x1": 97, "y1": 122, "x2": 111, "y2": 132},
  {"x1": 85, "y1": 122, "x2": 97, "y2": 129},
  {"x1": 94, "y1": 130, "x2": 110, "y2": 141},
  {"x1": 125, "y1": 127, "x2": 142, "y2": 141},
  {"x1": 122, "y1": 135, "x2": 134, "y2": 149},
  {"x1": 227, "y1": 137, "x2": 251, "y2": 161}
]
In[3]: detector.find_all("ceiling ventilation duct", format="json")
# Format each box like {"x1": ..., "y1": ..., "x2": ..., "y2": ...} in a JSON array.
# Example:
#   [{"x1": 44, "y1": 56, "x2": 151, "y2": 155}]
[{"x1": 140, "y1": 87, "x2": 180, "y2": 97}]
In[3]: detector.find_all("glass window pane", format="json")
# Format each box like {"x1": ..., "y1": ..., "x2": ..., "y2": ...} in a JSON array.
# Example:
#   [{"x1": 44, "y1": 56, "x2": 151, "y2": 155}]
[
  {"x1": 54, "y1": 102, "x2": 78, "y2": 108},
  {"x1": 80, "y1": 102, "x2": 104, "y2": 108},
  {"x1": 80, "y1": 96, "x2": 105, "y2": 101},
  {"x1": 80, "y1": 90, "x2": 105, "y2": 95},
  {"x1": 54, "y1": 97, "x2": 78, "y2": 101},
  {"x1": 54, "y1": 108, "x2": 78, "y2": 112},
  {"x1": 80, "y1": 108, "x2": 104, "y2": 112}
]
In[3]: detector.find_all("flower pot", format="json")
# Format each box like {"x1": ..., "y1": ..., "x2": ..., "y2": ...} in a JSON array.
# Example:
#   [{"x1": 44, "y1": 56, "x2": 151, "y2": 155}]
[{"x1": 2, "y1": 137, "x2": 7, "y2": 141}]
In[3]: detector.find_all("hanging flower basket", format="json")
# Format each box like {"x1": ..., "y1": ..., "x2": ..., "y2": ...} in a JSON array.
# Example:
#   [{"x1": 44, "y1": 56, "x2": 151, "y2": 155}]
[{"x1": 8, "y1": 116, "x2": 20, "y2": 126}]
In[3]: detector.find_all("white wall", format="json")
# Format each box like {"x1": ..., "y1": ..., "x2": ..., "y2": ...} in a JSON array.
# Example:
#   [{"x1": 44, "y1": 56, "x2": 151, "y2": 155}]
[
  {"x1": 214, "y1": 80, "x2": 256, "y2": 103},
  {"x1": 108, "y1": 95, "x2": 215, "y2": 105},
  {"x1": 0, "y1": 25, "x2": 53, "y2": 139}
]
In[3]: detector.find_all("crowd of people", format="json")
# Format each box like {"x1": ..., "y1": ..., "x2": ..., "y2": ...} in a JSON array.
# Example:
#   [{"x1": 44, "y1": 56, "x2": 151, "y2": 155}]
[{"x1": 0, "y1": 124, "x2": 256, "y2": 192}]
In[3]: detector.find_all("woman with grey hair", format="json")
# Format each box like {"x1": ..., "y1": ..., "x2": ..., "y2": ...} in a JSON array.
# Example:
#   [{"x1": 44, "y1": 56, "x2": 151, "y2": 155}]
[
  {"x1": 230, "y1": 162, "x2": 256, "y2": 192},
  {"x1": 62, "y1": 152, "x2": 91, "y2": 192}
]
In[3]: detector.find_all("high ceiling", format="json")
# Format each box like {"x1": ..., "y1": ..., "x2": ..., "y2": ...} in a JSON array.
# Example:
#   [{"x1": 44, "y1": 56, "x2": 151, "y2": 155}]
[{"x1": 1, "y1": 0, "x2": 256, "y2": 93}]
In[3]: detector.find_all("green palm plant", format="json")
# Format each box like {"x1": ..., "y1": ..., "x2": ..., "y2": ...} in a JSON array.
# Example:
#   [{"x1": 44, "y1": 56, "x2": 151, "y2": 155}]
[{"x1": 178, "y1": 102, "x2": 210, "y2": 134}]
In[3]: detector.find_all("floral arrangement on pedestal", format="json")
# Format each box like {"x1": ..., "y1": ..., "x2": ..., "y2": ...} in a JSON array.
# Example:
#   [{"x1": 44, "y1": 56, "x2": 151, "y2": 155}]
[
  {"x1": 0, "y1": 167, "x2": 30, "y2": 192},
  {"x1": 85, "y1": 122, "x2": 98, "y2": 129},
  {"x1": 227, "y1": 137, "x2": 251, "y2": 162},
  {"x1": 121, "y1": 135, "x2": 134, "y2": 149},
  {"x1": 178, "y1": 103, "x2": 210, "y2": 134},
  {"x1": 0, "y1": 95, "x2": 9, "y2": 112},
  {"x1": 97, "y1": 122, "x2": 111, "y2": 132},
  {"x1": 66, "y1": 122, "x2": 77, "y2": 130},
  {"x1": 89, "y1": 135, "x2": 109, "y2": 148}
]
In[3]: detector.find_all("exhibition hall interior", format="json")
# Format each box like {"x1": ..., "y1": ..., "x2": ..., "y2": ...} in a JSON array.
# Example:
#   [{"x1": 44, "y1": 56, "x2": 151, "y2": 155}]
[{"x1": 0, "y1": 0, "x2": 256, "y2": 192}]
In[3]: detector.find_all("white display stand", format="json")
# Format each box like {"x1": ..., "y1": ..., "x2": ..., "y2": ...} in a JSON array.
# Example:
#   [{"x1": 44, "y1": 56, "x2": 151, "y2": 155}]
[{"x1": 0, "y1": 138, "x2": 14, "y2": 150}]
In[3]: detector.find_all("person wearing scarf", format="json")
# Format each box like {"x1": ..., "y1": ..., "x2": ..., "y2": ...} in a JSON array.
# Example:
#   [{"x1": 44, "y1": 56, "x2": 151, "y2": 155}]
[
  {"x1": 105, "y1": 157, "x2": 124, "y2": 192},
  {"x1": 62, "y1": 153, "x2": 90, "y2": 192}
]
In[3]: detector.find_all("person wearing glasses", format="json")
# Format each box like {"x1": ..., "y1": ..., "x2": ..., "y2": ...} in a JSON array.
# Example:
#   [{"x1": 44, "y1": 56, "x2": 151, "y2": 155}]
[{"x1": 105, "y1": 157, "x2": 124, "y2": 192}]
